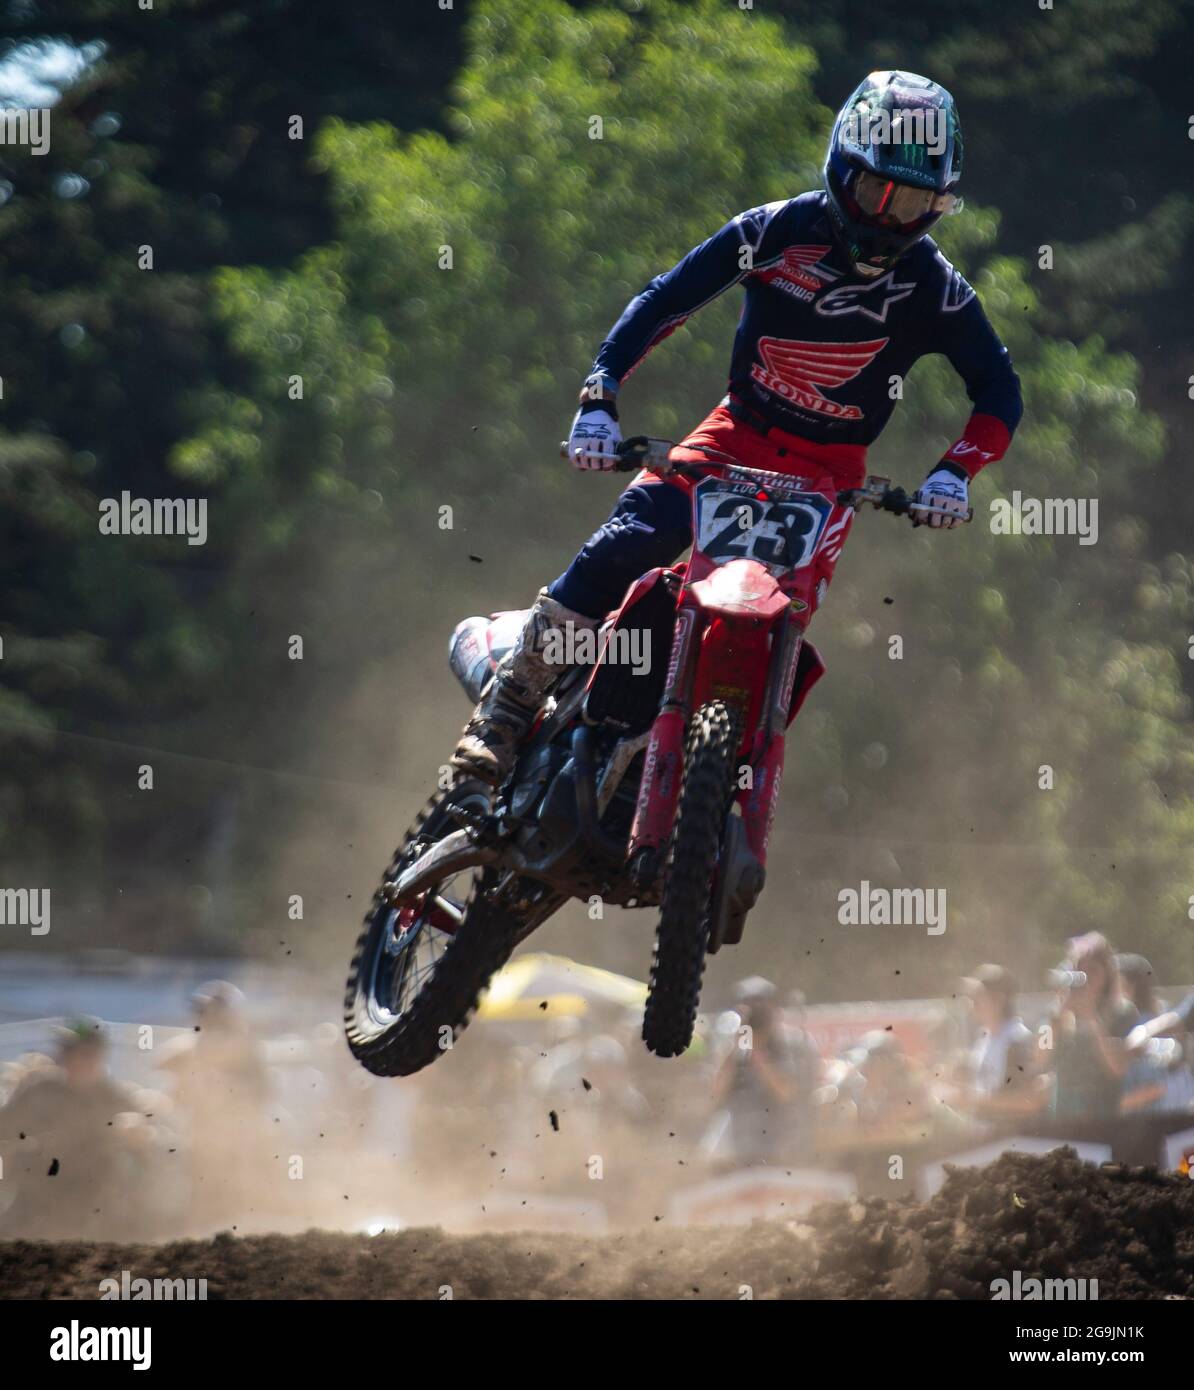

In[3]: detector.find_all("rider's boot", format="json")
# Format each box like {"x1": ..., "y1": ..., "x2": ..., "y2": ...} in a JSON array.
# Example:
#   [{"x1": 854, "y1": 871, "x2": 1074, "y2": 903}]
[{"x1": 451, "y1": 588, "x2": 600, "y2": 786}]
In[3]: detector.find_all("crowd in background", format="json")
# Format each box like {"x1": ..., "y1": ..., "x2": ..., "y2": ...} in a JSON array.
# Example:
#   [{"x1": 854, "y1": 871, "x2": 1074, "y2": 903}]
[
  {"x1": 1, "y1": 934, "x2": 1191, "y2": 1239},
  {"x1": 704, "y1": 933, "x2": 1194, "y2": 1170},
  {"x1": 0, "y1": 981, "x2": 380, "y2": 1241}
]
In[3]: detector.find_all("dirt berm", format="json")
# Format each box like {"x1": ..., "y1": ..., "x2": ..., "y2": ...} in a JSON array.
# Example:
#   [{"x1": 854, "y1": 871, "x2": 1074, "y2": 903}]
[{"x1": 2, "y1": 1150, "x2": 1192, "y2": 1299}]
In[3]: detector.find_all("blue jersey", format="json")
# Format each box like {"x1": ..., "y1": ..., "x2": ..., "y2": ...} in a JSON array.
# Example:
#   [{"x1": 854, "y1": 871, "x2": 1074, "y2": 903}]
[{"x1": 592, "y1": 191, "x2": 1022, "y2": 462}]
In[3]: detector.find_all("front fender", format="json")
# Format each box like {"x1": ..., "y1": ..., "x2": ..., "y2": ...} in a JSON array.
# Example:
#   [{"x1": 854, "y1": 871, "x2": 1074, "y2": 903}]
[
  {"x1": 686, "y1": 561, "x2": 788, "y2": 743},
  {"x1": 686, "y1": 559, "x2": 791, "y2": 621}
]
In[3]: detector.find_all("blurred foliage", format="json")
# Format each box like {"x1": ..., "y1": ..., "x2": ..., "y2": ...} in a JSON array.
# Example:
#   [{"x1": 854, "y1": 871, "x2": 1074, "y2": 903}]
[
  {"x1": 0, "y1": 0, "x2": 468, "y2": 893},
  {"x1": 2, "y1": 0, "x2": 1192, "y2": 990}
]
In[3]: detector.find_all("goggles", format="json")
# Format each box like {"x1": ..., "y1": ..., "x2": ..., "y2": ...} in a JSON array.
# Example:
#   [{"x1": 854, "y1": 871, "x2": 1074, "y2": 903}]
[{"x1": 849, "y1": 168, "x2": 960, "y2": 231}]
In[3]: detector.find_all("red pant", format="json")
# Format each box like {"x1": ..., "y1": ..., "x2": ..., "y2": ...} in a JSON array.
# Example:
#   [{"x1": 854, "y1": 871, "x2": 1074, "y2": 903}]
[
  {"x1": 653, "y1": 401, "x2": 868, "y2": 491},
  {"x1": 646, "y1": 401, "x2": 866, "y2": 616},
  {"x1": 550, "y1": 402, "x2": 867, "y2": 619}
]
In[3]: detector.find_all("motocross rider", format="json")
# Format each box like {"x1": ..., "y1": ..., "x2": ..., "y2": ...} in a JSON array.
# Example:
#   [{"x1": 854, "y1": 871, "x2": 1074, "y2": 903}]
[{"x1": 453, "y1": 70, "x2": 1023, "y2": 785}]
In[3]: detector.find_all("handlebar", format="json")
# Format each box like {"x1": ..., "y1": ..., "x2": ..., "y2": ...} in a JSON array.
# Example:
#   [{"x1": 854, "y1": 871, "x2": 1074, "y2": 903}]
[
  {"x1": 560, "y1": 434, "x2": 674, "y2": 474},
  {"x1": 560, "y1": 435, "x2": 973, "y2": 523}
]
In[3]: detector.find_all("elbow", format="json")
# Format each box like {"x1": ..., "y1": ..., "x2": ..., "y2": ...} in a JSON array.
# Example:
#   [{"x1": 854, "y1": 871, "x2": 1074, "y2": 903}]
[
  {"x1": 1006, "y1": 368, "x2": 1024, "y2": 434},
  {"x1": 972, "y1": 367, "x2": 1022, "y2": 443}
]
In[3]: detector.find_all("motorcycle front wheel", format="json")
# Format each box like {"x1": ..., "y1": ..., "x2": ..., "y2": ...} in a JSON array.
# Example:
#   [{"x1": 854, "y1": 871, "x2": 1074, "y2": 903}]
[
  {"x1": 642, "y1": 699, "x2": 741, "y2": 1057},
  {"x1": 344, "y1": 778, "x2": 524, "y2": 1077}
]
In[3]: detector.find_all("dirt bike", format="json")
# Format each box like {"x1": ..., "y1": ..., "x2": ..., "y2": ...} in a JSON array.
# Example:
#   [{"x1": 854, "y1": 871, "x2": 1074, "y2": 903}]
[{"x1": 344, "y1": 436, "x2": 970, "y2": 1075}]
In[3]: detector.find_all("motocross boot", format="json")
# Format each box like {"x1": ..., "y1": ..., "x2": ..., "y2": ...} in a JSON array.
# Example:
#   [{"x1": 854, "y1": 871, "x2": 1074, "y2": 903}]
[{"x1": 451, "y1": 588, "x2": 600, "y2": 785}]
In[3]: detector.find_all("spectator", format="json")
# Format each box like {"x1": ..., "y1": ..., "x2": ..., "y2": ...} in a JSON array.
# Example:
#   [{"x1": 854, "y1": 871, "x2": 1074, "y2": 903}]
[
  {"x1": 157, "y1": 981, "x2": 272, "y2": 1228},
  {"x1": 1116, "y1": 953, "x2": 1165, "y2": 1020},
  {"x1": 779, "y1": 988, "x2": 824, "y2": 1150},
  {"x1": 0, "y1": 1018, "x2": 158, "y2": 1239},
  {"x1": 849, "y1": 1030, "x2": 934, "y2": 1133},
  {"x1": 956, "y1": 965, "x2": 1045, "y2": 1119},
  {"x1": 158, "y1": 981, "x2": 270, "y2": 1119},
  {"x1": 705, "y1": 977, "x2": 812, "y2": 1168},
  {"x1": 1048, "y1": 933, "x2": 1138, "y2": 1118},
  {"x1": 1122, "y1": 987, "x2": 1194, "y2": 1114}
]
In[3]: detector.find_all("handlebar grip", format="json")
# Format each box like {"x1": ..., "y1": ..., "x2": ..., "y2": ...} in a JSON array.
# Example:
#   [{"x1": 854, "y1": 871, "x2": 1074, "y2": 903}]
[
  {"x1": 614, "y1": 436, "x2": 653, "y2": 472},
  {"x1": 560, "y1": 440, "x2": 643, "y2": 472},
  {"x1": 836, "y1": 485, "x2": 912, "y2": 513},
  {"x1": 561, "y1": 436, "x2": 653, "y2": 475},
  {"x1": 838, "y1": 483, "x2": 973, "y2": 524}
]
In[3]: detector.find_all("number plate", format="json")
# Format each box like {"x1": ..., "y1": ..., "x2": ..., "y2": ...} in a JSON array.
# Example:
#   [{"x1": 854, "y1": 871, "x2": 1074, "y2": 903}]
[{"x1": 693, "y1": 478, "x2": 833, "y2": 575}]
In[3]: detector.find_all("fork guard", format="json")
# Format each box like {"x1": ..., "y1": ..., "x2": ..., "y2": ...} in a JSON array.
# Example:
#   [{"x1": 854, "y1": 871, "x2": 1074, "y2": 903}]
[
  {"x1": 788, "y1": 638, "x2": 825, "y2": 724},
  {"x1": 706, "y1": 812, "x2": 766, "y2": 954}
]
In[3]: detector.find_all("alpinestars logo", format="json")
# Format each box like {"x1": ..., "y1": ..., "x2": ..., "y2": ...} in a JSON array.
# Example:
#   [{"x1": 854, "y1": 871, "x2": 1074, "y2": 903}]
[
  {"x1": 945, "y1": 439, "x2": 994, "y2": 463},
  {"x1": 755, "y1": 245, "x2": 840, "y2": 302},
  {"x1": 815, "y1": 271, "x2": 916, "y2": 323},
  {"x1": 750, "y1": 336, "x2": 888, "y2": 419}
]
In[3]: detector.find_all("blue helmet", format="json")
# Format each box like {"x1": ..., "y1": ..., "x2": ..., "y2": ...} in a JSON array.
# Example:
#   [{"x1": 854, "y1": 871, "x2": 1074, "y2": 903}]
[{"x1": 823, "y1": 70, "x2": 963, "y2": 273}]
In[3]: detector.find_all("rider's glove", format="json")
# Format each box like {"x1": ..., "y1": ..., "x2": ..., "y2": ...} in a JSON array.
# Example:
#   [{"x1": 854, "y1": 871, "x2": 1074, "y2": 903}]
[
  {"x1": 910, "y1": 463, "x2": 969, "y2": 530},
  {"x1": 567, "y1": 373, "x2": 622, "y2": 471}
]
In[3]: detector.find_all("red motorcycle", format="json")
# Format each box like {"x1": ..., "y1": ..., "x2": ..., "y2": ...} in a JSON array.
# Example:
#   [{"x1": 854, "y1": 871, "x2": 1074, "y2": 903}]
[{"x1": 344, "y1": 437, "x2": 968, "y2": 1074}]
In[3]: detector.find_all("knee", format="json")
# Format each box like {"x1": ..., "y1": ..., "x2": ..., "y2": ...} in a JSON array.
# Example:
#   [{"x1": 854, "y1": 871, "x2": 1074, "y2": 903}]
[{"x1": 582, "y1": 512, "x2": 686, "y2": 577}]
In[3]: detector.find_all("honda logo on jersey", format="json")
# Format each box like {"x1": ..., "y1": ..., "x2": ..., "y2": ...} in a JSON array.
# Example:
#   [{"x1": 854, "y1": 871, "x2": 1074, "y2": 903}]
[
  {"x1": 754, "y1": 244, "x2": 840, "y2": 302},
  {"x1": 814, "y1": 271, "x2": 916, "y2": 323},
  {"x1": 750, "y1": 336, "x2": 888, "y2": 419}
]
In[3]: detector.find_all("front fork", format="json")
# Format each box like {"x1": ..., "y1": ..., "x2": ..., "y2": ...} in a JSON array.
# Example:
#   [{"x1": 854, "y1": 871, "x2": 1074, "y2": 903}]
[
  {"x1": 738, "y1": 609, "x2": 803, "y2": 864},
  {"x1": 627, "y1": 607, "x2": 699, "y2": 882},
  {"x1": 627, "y1": 605, "x2": 802, "y2": 879}
]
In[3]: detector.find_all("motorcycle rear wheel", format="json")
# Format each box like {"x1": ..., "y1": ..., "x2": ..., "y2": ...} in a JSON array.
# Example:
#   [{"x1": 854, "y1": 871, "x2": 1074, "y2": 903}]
[{"x1": 642, "y1": 699, "x2": 741, "y2": 1057}]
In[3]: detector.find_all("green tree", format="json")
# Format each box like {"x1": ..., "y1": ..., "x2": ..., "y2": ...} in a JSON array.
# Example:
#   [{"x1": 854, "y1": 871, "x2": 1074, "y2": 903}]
[
  {"x1": 0, "y1": 0, "x2": 468, "y2": 916},
  {"x1": 196, "y1": 0, "x2": 1193, "y2": 990}
]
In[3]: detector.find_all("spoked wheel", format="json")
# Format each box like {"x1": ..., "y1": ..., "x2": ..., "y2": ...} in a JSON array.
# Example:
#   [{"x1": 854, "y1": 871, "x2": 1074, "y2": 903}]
[
  {"x1": 642, "y1": 700, "x2": 742, "y2": 1058},
  {"x1": 344, "y1": 779, "x2": 524, "y2": 1077}
]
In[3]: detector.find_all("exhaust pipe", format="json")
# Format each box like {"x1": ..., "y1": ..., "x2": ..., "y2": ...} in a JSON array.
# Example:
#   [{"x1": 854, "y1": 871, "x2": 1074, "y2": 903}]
[{"x1": 572, "y1": 727, "x2": 629, "y2": 862}]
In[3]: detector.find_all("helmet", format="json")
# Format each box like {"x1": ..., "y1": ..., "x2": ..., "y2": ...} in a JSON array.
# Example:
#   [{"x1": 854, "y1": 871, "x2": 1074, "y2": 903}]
[
  {"x1": 192, "y1": 979, "x2": 247, "y2": 1030},
  {"x1": 824, "y1": 70, "x2": 963, "y2": 273}
]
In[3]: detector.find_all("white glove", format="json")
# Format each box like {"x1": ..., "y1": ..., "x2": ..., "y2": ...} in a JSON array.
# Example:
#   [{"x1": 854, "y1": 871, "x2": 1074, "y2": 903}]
[
  {"x1": 567, "y1": 406, "x2": 622, "y2": 471},
  {"x1": 910, "y1": 466, "x2": 968, "y2": 529}
]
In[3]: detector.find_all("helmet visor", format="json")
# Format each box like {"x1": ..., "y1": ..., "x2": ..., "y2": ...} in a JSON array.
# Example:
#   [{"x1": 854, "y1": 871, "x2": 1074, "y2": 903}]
[{"x1": 849, "y1": 169, "x2": 959, "y2": 232}]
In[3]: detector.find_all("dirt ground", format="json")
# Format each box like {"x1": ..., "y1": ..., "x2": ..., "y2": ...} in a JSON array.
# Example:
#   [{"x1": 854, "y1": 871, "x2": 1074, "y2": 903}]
[{"x1": 2, "y1": 1149, "x2": 1192, "y2": 1299}]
